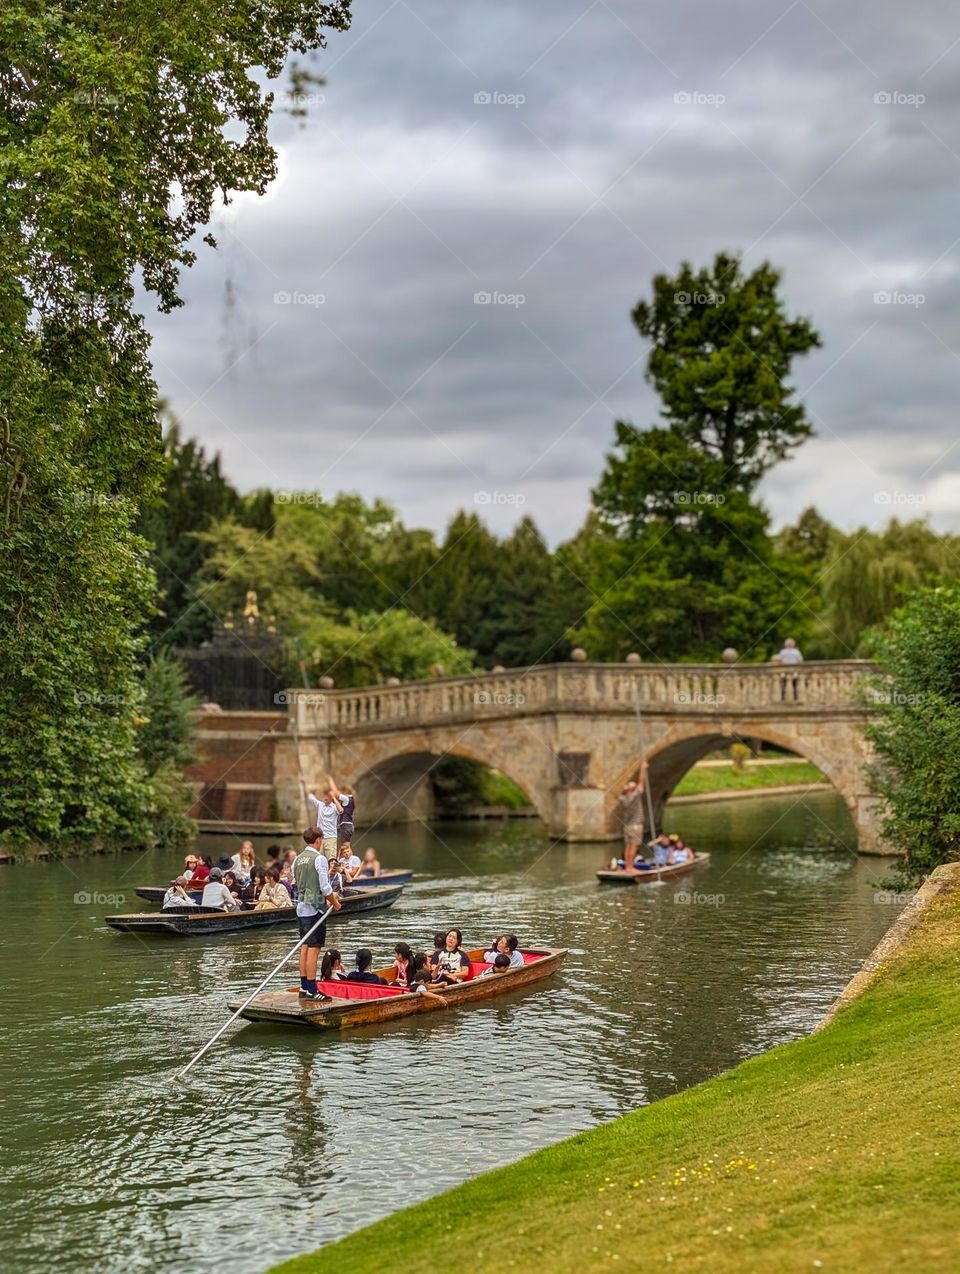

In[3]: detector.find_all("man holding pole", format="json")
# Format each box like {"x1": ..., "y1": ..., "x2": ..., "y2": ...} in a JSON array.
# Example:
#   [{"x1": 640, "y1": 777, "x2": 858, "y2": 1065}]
[{"x1": 294, "y1": 826, "x2": 341, "y2": 1000}]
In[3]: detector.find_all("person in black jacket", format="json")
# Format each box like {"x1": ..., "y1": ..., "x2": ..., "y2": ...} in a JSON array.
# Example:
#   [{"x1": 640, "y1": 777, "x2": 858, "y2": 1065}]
[{"x1": 345, "y1": 949, "x2": 388, "y2": 985}]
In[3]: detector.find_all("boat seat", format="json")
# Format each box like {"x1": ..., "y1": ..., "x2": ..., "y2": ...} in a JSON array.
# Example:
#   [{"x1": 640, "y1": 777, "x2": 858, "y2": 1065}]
[{"x1": 315, "y1": 980, "x2": 406, "y2": 1001}]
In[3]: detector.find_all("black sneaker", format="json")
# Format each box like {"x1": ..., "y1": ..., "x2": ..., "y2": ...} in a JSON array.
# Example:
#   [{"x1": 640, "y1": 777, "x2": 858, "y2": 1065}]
[{"x1": 298, "y1": 989, "x2": 331, "y2": 1001}]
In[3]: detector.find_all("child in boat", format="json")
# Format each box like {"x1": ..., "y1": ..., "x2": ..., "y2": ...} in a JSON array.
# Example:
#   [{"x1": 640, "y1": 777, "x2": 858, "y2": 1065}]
[
  {"x1": 431, "y1": 929, "x2": 471, "y2": 984},
  {"x1": 392, "y1": 945, "x2": 449, "y2": 1005},
  {"x1": 478, "y1": 953, "x2": 512, "y2": 978},
  {"x1": 346, "y1": 949, "x2": 389, "y2": 985},
  {"x1": 426, "y1": 932, "x2": 446, "y2": 972},
  {"x1": 320, "y1": 949, "x2": 347, "y2": 981}
]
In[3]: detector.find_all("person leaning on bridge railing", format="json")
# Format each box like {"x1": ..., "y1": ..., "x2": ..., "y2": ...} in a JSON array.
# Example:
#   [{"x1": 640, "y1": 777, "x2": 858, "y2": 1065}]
[{"x1": 775, "y1": 638, "x2": 804, "y2": 702}]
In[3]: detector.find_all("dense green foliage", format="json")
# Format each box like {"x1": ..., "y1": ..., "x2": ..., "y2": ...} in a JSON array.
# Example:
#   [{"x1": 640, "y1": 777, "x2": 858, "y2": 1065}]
[
  {"x1": 0, "y1": 1, "x2": 350, "y2": 852},
  {"x1": 865, "y1": 582, "x2": 960, "y2": 882},
  {"x1": 137, "y1": 652, "x2": 198, "y2": 848}
]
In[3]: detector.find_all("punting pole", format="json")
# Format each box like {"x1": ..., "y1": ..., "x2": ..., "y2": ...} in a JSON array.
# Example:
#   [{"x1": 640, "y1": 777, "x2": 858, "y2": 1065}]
[
  {"x1": 291, "y1": 638, "x2": 316, "y2": 822},
  {"x1": 175, "y1": 904, "x2": 334, "y2": 1080}
]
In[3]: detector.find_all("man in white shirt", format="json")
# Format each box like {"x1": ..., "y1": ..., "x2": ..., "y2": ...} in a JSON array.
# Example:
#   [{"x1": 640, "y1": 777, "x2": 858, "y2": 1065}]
[
  {"x1": 777, "y1": 637, "x2": 804, "y2": 701},
  {"x1": 200, "y1": 868, "x2": 240, "y2": 911},
  {"x1": 301, "y1": 772, "x2": 347, "y2": 854}
]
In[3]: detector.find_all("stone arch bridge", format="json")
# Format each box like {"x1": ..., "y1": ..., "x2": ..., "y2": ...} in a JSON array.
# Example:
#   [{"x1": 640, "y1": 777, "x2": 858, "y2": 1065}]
[{"x1": 189, "y1": 661, "x2": 888, "y2": 854}]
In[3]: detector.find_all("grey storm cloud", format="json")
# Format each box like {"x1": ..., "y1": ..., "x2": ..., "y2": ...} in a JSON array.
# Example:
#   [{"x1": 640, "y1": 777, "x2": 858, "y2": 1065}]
[{"x1": 148, "y1": 0, "x2": 960, "y2": 542}]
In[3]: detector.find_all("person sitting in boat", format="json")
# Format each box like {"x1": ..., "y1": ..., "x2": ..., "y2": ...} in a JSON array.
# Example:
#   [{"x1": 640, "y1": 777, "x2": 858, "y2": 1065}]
[
  {"x1": 357, "y1": 847, "x2": 381, "y2": 878},
  {"x1": 320, "y1": 949, "x2": 347, "y2": 981},
  {"x1": 233, "y1": 843, "x2": 257, "y2": 886},
  {"x1": 327, "y1": 856, "x2": 348, "y2": 897},
  {"x1": 336, "y1": 844, "x2": 362, "y2": 883},
  {"x1": 263, "y1": 844, "x2": 283, "y2": 871},
  {"x1": 393, "y1": 944, "x2": 449, "y2": 1005},
  {"x1": 200, "y1": 868, "x2": 240, "y2": 911},
  {"x1": 254, "y1": 867, "x2": 289, "y2": 911},
  {"x1": 191, "y1": 856, "x2": 212, "y2": 884},
  {"x1": 431, "y1": 929, "x2": 472, "y2": 984},
  {"x1": 650, "y1": 835, "x2": 672, "y2": 866},
  {"x1": 669, "y1": 838, "x2": 694, "y2": 864},
  {"x1": 477, "y1": 953, "x2": 512, "y2": 978},
  {"x1": 279, "y1": 863, "x2": 296, "y2": 899},
  {"x1": 426, "y1": 932, "x2": 446, "y2": 973},
  {"x1": 346, "y1": 949, "x2": 389, "y2": 985},
  {"x1": 483, "y1": 935, "x2": 524, "y2": 968},
  {"x1": 182, "y1": 854, "x2": 200, "y2": 880},
  {"x1": 163, "y1": 877, "x2": 198, "y2": 909},
  {"x1": 221, "y1": 871, "x2": 245, "y2": 905}
]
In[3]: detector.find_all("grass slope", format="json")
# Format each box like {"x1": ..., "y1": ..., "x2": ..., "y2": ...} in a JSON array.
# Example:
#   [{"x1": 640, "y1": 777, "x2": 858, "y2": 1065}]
[
  {"x1": 673, "y1": 760, "x2": 826, "y2": 795},
  {"x1": 273, "y1": 892, "x2": 960, "y2": 1274}
]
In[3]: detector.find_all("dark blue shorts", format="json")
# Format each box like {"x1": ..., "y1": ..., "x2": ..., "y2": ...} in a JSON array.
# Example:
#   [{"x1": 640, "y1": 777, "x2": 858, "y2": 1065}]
[{"x1": 298, "y1": 913, "x2": 326, "y2": 948}]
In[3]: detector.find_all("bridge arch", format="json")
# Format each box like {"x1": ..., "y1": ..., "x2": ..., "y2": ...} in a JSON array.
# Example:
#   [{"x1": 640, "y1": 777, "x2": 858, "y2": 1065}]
[
  {"x1": 605, "y1": 722, "x2": 863, "y2": 845},
  {"x1": 332, "y1": 734, "x2": 551, "y2": 830}
]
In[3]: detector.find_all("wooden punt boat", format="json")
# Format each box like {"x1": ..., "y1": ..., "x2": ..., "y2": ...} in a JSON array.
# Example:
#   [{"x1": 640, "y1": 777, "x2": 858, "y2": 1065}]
[
  {"x1": 229, "y1": 945, "x2": 567, "y2": 1030},
  {"x1": 133, "y1": 868, "x2": 413, "y2": 906},
  {"x1": 105, "y1": 884, "x2": 402, "y2": 936},
  {"x1": 596, "y1": 852, "x2": 711, "y2": 885}
]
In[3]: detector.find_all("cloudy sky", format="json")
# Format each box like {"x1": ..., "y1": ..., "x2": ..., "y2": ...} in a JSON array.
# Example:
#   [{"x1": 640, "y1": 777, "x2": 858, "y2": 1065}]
[{"x1": 149, "y1": 0, "x2": 960, "y2": 544}]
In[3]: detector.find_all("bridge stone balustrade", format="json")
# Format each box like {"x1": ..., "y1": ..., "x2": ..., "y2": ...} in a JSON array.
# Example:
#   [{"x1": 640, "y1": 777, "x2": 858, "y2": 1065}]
[{"x1": 249, "y1": 660, "x2": 886, "y2": 854}]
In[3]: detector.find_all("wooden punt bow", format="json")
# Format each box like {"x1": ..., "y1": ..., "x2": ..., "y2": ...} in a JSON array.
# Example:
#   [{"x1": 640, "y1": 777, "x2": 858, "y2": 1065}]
[
  {"x1": 230, "y1": 946, "x2": 568, "y2": 1030},
  {"x1": 596, "y1": 852, "x2": 711, "y2": 885},
  {"x1": 105, "y1": 884, "x2": 403, "y2": 936},
  {"x1": 133, "y1": 868, "x2": 413, "y2": 905}
]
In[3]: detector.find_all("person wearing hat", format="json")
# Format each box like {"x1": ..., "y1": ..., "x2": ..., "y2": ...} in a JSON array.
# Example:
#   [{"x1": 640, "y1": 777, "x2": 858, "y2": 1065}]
[
  {"x1": 199, "y1": 867, "x2": 240, "y2": 912},
  {"x1": 162, "y1": 877, "x2": 198, "y2": 910},
  {"x1": 182, "y1": 854, "x2": 200, "y2": 880},
  {"x1": 293, "y1": 826, "x2": 342, "y2": 1000}
]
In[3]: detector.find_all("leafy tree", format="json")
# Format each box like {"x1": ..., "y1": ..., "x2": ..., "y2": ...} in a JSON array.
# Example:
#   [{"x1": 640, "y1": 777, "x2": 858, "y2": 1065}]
[
  {"x1": 632, "y1": 252, "x2": 821, "y2": 488},
  {"x1": 139, "y1": 420, "x2": 244, "y2": 647},
  {"x1": 137, "y1": 652, "x2": 198, "y2": 848},
  {"x1": 0, "y1": 1, "x2": 350, "y2": 852},
  {"x1": 820, "y1": 521, "x2": 960, "y2": 657},
  {"x1": 865, "y1": 582, "x2": 960, "y2": 883},
  {"x1": 576, "y1": 426, "x2": 814, "y2": 660},
  {"x1": 776, "y1": 506, "x2": 837, "y2": 565},
  {"x1": 302, "y1": 608, "x2": 474, "y2": 687}
]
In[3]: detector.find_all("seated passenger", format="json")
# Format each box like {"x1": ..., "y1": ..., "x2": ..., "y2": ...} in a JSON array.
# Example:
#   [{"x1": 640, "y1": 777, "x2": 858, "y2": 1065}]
[
  {"x1": 234, "y1": 843, "x2": 257, "y2": 886},
  {"x1": 426, "y1": 932, "x2": 446, "y2": 972},
  {"x1": 504, "y1": 934, "x2": 524, "y2": 968},
  {"x1": 483, "y1": 934, "x2": 508, "y2": 962},
  {"x1": 221, "y1": 870, "x2": 244, "y2": 904},
  {"x1": 320, "y1": 948, "x2": 347, "y2": 981},
  {"x1": 393, "y1": 942, "x2": 418, "y2": 988},
  {"x1": 357, "y1": 847, "x2": 381, "y2": 878},
  {"x1": 327, "y1": 858, "x2": 348, "y2": 897},
  {"x1": 191, "y1": 856, "x2": 212, "y2": 884},
  {"x1": 254, "y1": 867, "x2": 290, "y2": 910},
  {"x1": 651, "y1": 835, "x2": 672, "y2": 866},
  {"x1": 182, "y1": 855, "x2": 200, "y2": 880},
  {"x1": 163, "y1": 877, "x2": 198, "y2": 909},
  {"x1": 431, "y1": 929, "x2": 471, "y2": 984},
  {"x1": 670, "y1": 838, "x2": 694, "y2": 864},
  {"x1": 346, "y1": 949, "x2": 389, "y2": 985},
  {"x1": 200, "y1": 868, "x2": 240, "y2": 911},
  {"x1": 392, "y1": 947, "x2": 448, "y2": 1006},
  {"x1": 478, "y1": 953, "x2": 512, "y2": 978}
]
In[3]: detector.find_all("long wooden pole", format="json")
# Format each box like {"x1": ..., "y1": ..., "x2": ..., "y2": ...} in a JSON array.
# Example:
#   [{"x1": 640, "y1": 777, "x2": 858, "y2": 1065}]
[
  {"x1": 634, "y1": 685, "x2": 658, "y2": 843},
  {"x1": 175, "y1": 903, "x2": 334, "y2": 1079}
]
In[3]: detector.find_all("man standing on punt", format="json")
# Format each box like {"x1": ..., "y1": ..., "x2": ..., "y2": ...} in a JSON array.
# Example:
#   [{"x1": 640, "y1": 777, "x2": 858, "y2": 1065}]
[{"x1": 294, "y1": 826, "x2": 341, "y2": 1001}]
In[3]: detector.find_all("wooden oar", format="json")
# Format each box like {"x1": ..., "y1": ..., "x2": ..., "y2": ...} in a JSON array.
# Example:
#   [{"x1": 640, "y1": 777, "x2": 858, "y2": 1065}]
[{"x1": 175, "y1": 903, "x2": 334, "y2": 1079}]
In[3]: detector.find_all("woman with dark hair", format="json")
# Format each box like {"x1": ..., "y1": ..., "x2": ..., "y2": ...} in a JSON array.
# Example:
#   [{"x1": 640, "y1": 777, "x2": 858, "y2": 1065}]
[
  {"x1": 191, "y1": 855, "x2": 212, "y2": 884},
  {"x1": 346, "y1": 949, "x2": 388, "y2": 985},
  {"x1": 254, "y1": 867, "x2": 288, "y2": 910},
  {"x1": 320, "y1": 949, "x2": 347, "y2": 981},
  {"x1": 432, "y1": 928, "x2": 471, "y2": 984}
]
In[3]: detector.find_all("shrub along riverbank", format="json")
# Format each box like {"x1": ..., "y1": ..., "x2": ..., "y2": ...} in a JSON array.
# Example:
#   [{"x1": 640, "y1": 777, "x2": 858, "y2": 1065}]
[{"x1": 274, "y1": 868, "x2": 960, "y2": 1274}]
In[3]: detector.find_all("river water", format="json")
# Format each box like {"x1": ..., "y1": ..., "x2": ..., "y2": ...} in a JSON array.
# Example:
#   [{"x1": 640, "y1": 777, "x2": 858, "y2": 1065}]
[{"x1": 1, "y1": 793, "x2": 904, "y2": 1273}]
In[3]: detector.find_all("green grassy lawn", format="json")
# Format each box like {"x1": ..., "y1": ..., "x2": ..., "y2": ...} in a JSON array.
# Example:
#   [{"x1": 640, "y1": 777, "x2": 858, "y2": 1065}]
[
  {"x1": 273, "y1": 890, "x2": 960, "y2": 1274},
  {"x1": 673, "y1": 760, "x2": 826, "y2": 795}
]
